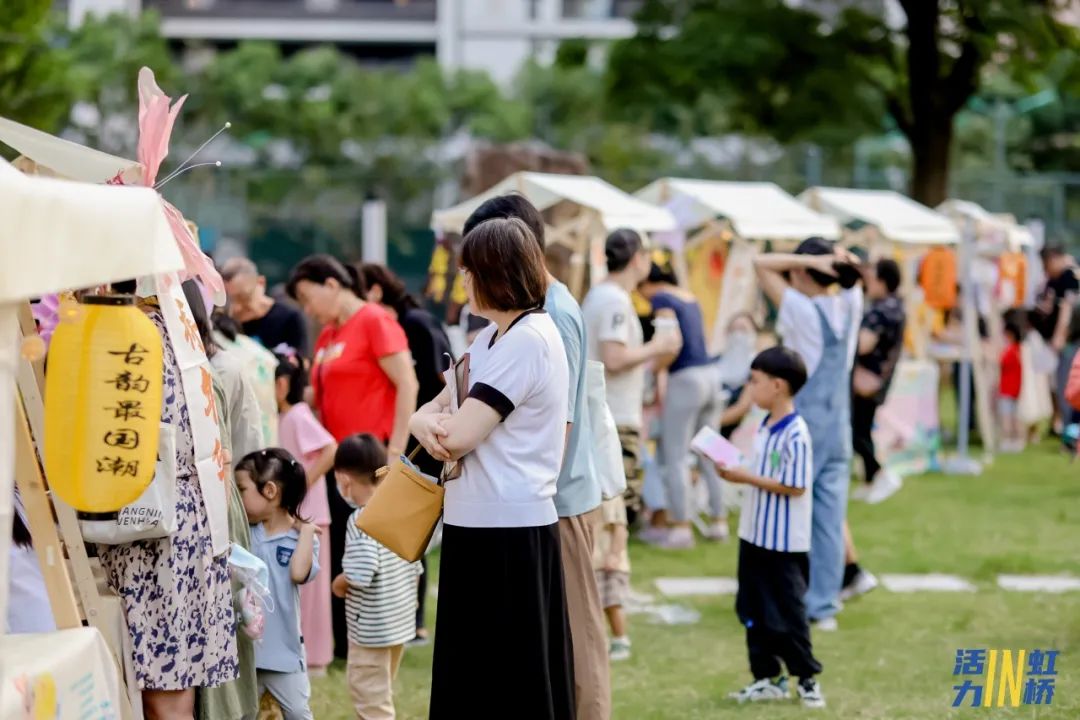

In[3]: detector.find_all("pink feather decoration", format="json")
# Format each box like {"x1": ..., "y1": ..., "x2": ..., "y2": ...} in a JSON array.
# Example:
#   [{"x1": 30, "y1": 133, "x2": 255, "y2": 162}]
[
  {"x1": 131, "y1": 67, "x2": 225, "y2": 303},
  {"x1": 137, "y1": 67, "x2": 187, "y2": 187}
]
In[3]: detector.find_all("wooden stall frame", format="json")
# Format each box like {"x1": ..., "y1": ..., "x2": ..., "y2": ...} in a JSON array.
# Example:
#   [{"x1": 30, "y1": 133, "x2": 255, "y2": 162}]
[{"x1": 13, "y1": 301, "x2": 137, "y2": 719}]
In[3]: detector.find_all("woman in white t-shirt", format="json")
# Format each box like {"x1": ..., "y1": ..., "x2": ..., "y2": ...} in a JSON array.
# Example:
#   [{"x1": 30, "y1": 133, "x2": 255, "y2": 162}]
[
  {"x1": 409, "y1": 217, "x2": 574, "y2": 719},
  {"x1": 754, "y1": 237, "x2": 863, "y2": 630}
]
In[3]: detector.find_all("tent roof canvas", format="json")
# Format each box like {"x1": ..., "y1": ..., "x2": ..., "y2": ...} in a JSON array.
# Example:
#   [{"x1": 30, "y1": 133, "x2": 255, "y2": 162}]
[
  {"x1": 800, "y1": 187, "x2": 960, "y2": 245},
  {"x1": 0, "y1": 116, "x2": 140, "y2": 184},
  {"x1": 636, "y1": 178, "x2": 840, "y2": 241},
  {"x1": 938, "y1": 198, "x2": 1034, "y2": 248},
  {"x1": 432, "y1": 171, "x2": 677, "y2": 235},
  {"x1": 0, "y1": 158, "x2": 183, "y2": 302}
]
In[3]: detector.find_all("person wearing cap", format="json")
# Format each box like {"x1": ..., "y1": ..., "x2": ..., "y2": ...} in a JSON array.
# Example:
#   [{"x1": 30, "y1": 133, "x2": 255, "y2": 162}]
[{"x1": 753, "y1": 238, "x2": 863, "y2": 632}]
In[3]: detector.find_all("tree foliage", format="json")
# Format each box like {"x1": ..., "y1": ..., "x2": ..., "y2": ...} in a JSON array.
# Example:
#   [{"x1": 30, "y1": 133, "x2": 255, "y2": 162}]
[
  {"x1": 0, "y1": 0, "x2": 71, "y2": 134},
  {"x1": 608, "y1": 0, "x2": 1078, "y2": 205}
]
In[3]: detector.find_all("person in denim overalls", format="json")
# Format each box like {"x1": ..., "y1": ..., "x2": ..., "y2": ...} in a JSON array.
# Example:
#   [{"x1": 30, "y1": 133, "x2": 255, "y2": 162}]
[{"x1": 754, "y1": 239, "x2": 863, "y2": 627}]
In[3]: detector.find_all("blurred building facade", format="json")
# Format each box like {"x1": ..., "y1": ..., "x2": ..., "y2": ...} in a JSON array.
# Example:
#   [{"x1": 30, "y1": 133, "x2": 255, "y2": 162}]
[{"x1": 66, "y1": 0, "x2": 641, "y2": 83}]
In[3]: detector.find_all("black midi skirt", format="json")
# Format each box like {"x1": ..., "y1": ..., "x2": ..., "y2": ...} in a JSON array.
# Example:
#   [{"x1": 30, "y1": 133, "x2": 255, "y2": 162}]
[{"x1": 429, "y1": 523, "x2": 575, "y2": 720}]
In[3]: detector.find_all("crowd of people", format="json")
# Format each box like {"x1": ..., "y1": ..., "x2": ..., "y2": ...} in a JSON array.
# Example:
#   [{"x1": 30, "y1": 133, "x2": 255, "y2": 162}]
[{"x1": 11, "y1": 188, "x2": 1080, "y2": 719}]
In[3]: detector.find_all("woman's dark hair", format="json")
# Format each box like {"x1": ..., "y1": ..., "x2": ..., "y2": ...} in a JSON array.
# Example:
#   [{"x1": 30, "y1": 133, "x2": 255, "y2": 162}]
[
  {"x1": 751, "y1": 346, "x2": 809, "y2": 395},
  {"x1": 274, "y1": 349, "x2": 307, "y2": 406},
  {"x1": 286, "y1": 254, "x2": 366, "y2": 301},
  {"x1": 181, "y1": 279, "x2": 217, "y2": 358},
  {"x1": 460, "y1": 217, "x2": 548, "y2": 312},
  {"x1": 359, "y1": 263, "x2": 419, "y2": 315},
  {"x1": 875, "y1": 258, "x2": 902, "y2": 294},
  {"x1": 235, "y1": 448, "x2": 308, "y2": 520},
  {"x1": 646, "y1": 262, "x2": 678, "y2": 286},
  {"x1": 334, "y1": 433, "x2": 388, "y2": 483},
  {"x1": 1003, "y1": 319, "x2": 1023, "y2": 343},
  {"x1": 794, "y1": 237, "x2": 861, "y2": 289},
  {"x1": 213, "y1": 311, "x2": 242, "y2": 342},
  {"x1": 463, "y1": 193, "x2": 546, "y2": 254}
]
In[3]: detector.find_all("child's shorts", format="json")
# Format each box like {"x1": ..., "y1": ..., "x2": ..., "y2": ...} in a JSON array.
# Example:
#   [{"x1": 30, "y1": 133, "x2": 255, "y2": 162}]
[
  {"x1": 998, "y1": 395, "x2": 1018, "y2": 418},
  {"x1": 594, "y1": 569, "x2": 630, "y2": 609}
]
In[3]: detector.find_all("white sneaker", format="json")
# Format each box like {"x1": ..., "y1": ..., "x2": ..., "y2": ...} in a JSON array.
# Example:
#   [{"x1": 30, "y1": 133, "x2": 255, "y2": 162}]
[
  {"x1": 659, "y1": 526, "x2": 695, "y2": 550},
  {"x1": 850, "y1": 482, "x2": 872, "y2": 502},
  {"x1": 865, "y1": 470, "x2": 902, "y2": 504},
  {"x1": 1000, "y1": 439, "x2": 1025, "y2": 454},
  {"x1": 728, "y1": 676, "x2": 789, "y2": 703},
  {"x1": 703, "y1": 519, "x2": 730, "y2": 541},
  {"x1": 839, "y1": 570, "x2": 879, "y2": 602},
  {"x1": 609, "y1": 636, "x2": 631, "y2": 662},
  {"x1": 812, "y1": 616, "x2": 839, "y2": 632},
  {"x1": 797, "y1": 678, "x2": 826, "y2": 708}
]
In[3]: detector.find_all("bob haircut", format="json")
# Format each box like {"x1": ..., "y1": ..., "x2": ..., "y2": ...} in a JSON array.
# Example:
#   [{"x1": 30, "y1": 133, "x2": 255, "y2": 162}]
[{"x1": 460, "y1": 217, "x2": 548, "y2": 312}]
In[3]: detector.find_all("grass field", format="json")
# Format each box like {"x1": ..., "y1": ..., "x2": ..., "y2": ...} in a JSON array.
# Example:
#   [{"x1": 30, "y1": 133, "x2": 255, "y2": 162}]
[{"x1": 311, "y1": 443, "x2": 1080, "y2": 719}]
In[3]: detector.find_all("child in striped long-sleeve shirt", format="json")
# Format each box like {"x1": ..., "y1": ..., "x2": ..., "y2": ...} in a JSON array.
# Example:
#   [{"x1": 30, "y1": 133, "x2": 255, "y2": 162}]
[
  {"x1": 330, "y1": 434, "x2": 422, "y2": 720},
  {"x1": 708, "y1": 347, "x2": 825, "y2": 709}
]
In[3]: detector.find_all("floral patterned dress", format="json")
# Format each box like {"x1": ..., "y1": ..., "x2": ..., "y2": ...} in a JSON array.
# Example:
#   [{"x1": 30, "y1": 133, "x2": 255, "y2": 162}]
[{"x1": 98, "y1": 308, "x2": 238, "y2": 691}]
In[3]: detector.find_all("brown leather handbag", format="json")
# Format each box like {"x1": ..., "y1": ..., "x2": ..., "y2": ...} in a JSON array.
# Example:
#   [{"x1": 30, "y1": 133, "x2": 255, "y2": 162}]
[{"x1": 355, "y1": 445, "x2": 444, "y2": 562}]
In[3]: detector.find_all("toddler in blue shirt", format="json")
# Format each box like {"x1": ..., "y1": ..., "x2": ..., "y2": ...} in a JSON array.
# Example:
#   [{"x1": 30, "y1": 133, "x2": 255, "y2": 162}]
[{"x1": 236, "y1": 448, "x2": 320, "y2": 720}]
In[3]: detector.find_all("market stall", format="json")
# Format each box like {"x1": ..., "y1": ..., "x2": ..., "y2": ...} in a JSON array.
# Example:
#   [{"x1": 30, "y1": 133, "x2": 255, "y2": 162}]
[
  {"x1": 938, "y1": 199, "x2": 1035, "y2": 312},
  {"x1": 430, "y1": 171, "x2": 677, "y2": 300},
  {"x1": 800, "y1": 187, "x2": 982, "y2": 470},
  {"x1": 636, "y1": 178, "x2": 839, "y2": 351},
  {"x1": 0, "y1": 155, "x2": 184, "y2": 720},
  {"x1": 1, "y1": 69, "x2": 229, "y2": 719}
]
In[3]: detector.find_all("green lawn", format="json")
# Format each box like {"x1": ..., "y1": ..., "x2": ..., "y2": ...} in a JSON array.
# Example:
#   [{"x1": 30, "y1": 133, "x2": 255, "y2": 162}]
[{"x1": 311, "y1": 445, "x2": 1080, "y2": 719}]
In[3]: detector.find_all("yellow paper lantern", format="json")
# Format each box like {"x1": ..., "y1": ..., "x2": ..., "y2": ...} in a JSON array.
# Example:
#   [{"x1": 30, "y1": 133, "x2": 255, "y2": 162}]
[{"x1": 44, "y1": 295, "x2": 163, "y2": 512}]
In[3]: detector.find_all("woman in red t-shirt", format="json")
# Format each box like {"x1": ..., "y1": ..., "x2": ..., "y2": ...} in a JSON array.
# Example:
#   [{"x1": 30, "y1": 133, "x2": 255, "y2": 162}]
[
  {"x1": 287, "y1": 254, "x2": 420, "y2": 659},
  {"x1": 287, "y1": 255, "x2": 419, "y2": 453}
]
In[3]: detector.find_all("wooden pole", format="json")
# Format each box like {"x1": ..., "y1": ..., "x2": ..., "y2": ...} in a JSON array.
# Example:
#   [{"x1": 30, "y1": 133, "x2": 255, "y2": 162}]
[
  {"x1": 13, "y1": 396, "x2": 82, "y2": 629},
  {"x1": 16, "y1": 303, "x2": 107, "y2": 628}
]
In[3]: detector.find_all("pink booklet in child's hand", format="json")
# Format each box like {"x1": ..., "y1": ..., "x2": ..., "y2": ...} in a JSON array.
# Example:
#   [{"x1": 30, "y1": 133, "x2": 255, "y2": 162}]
[{"x1": 691, "y1": 426, "x2": 745, "y2": 468}]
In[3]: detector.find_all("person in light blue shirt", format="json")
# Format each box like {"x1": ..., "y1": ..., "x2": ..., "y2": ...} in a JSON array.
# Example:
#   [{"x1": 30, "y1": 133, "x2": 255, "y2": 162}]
[
  {"x1": 236, "y1": 449, "x2": 320, "y2": 720},
  {"x1": 463, "y1": 195, "x2": 610, "y2": 720}
]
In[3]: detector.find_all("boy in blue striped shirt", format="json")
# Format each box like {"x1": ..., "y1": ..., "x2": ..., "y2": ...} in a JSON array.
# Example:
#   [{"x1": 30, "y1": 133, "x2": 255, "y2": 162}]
[{"x1": 711, "y1": 347, "x2": 825, "y2": 708}]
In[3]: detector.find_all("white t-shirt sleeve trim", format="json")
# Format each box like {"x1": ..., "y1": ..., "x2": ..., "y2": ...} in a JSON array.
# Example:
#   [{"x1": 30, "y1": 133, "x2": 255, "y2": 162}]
[{"x1": 469, "y1": 326, "x2": 543, "y2": 414}]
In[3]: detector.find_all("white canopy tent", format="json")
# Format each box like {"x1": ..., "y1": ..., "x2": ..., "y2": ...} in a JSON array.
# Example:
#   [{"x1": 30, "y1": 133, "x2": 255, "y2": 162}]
[
  {"x1": 433, "y1": 171, "x2": 677, "y2": 236},
  {"x1": 636, "y1": 178, "x2": 840, "y2": 242},
  {"x1": 799, "y1": 187, "x2": 960, "y2": 246},
  {"x1": 938, "y1": 199, "x2": 1034, "y2": 252},
  {"x1": 432, "y1": 171, "x2": 677, "y2": 296},
  {"x1": 0, "y1": 116, "x2": 140, "y2": 184},
  {"x1": 634, "y1": 179, "x2": 840, "y2": 352}
]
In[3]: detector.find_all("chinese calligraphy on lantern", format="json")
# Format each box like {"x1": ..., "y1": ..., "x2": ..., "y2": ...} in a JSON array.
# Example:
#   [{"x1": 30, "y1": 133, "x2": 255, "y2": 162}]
[{"x1": 96, "y1": 343, "x2": 154, "y2": 479}]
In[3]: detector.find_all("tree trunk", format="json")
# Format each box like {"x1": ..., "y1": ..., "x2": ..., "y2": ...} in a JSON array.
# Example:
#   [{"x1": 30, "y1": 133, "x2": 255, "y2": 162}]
[
  {"x1": 908, "y1": 119, "x2": 952, "y2": 207},
  {"x1": 901, "y1": 0, "x2": 953, "y2": 207}
]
